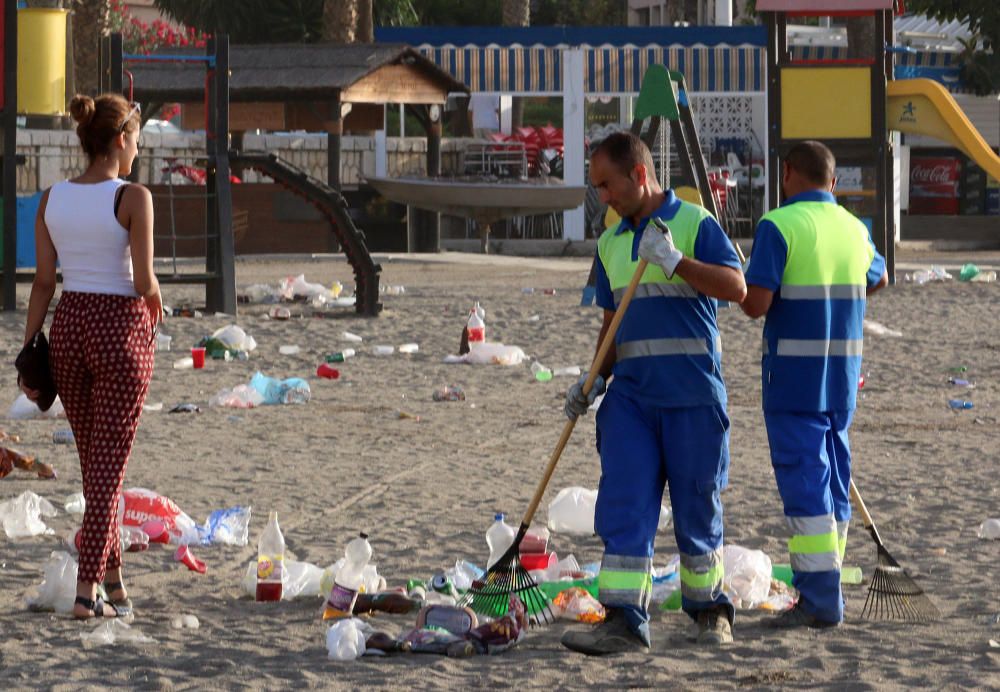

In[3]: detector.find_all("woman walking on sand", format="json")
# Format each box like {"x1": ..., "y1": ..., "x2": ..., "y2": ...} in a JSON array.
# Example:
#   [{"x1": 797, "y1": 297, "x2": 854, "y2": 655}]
[{"x1": 20, "y1": 93, "x2": 161, "y2": 620}]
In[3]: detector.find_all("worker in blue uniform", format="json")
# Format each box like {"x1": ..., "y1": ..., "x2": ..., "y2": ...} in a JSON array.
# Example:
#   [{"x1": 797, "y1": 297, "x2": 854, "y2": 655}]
[
  {"x1": 741, "y1": 140, "x2": 887, "y2": 628},
  {"x1": 561, "y1": 132, "x2": 746, "y2": 655}
]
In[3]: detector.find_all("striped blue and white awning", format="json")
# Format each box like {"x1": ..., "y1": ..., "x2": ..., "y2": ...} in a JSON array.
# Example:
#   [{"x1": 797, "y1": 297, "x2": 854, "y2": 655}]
[
  {"x1": 416, "y1": 44, "x2": 765, "y2": 94},
  {"x1": 791, "y1": 46, "x2": 967, "y2": 92}
]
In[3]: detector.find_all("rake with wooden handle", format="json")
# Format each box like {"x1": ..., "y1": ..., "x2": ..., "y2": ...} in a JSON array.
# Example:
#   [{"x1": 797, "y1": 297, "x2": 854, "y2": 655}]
[
  {"x1": 459, "y1": 258, "x2": 650, "y2": 625},
  {"x1": 850, "y1": 479, "x2": 939, "y2": 621}
]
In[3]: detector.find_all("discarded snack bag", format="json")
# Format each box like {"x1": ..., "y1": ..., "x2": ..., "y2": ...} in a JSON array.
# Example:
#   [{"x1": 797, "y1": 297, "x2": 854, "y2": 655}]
[
  {"x1": 467, "y1": 594, "x2": 527, "y2": 655},
  {"x1": 552, "y1": 587, "x2": 605, "y2": 623}
]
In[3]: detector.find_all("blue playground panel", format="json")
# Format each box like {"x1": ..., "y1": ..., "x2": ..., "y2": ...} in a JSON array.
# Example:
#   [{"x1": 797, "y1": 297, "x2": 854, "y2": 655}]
[{"x1": 0, "y1": 193, "x2": 42, "y2": 268}]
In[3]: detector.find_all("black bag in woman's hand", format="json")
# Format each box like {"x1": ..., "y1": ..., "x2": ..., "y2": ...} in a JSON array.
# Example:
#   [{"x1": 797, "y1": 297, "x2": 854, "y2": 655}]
[{"x1": 15, "y1": 331, "x2": 57, "y2": 412}]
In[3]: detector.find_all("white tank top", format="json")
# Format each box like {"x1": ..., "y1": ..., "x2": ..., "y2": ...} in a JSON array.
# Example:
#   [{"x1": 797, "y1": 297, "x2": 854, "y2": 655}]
[{"x1": 44, "y1": 179, "x2": 138, "y2": 297}]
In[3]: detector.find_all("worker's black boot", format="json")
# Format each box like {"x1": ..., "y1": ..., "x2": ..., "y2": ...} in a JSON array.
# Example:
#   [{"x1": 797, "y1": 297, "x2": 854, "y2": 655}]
[{"x1": 561, "y1": 608, "x2": 651, "y2": 656}]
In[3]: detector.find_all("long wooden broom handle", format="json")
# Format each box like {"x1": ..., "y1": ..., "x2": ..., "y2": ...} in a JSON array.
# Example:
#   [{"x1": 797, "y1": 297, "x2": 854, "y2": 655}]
[
  {"x1": 520, "y1": 258, "x2": 649, "y2": 527},
  {"x1": 849, "y1": 479, "x2": 875, "y2": 530}
]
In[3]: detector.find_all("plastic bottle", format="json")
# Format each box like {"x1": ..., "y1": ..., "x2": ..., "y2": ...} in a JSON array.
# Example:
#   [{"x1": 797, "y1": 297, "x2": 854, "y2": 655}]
[
  {"x1": 978, "y1": 518, "x2": 1000, "y2": 539},
  {"x1": 53, "y1": 429, "x2": 75, "y2": 444},
  {"x1": 531, "y1": 361, "x2": 553, "y2": 382},
  {"x1": 948, "y1": 399, "x2": 974, "y2": 410},
  {"x1": 326, "y1": 348, "x2": 355, "y2": 363},
  {"x1": 371, "y1": 345, "x2": 394, "y2": 356},
  {"x1": 279, "y1": 345, "x2": 300, "y2": 355},
  {"x1": 467, "y1": 304, "x2": 486, "y2": 345},
  {"x1": 323, "y1": 532, "x2": 372, "y2": 620},
  {"x1": 256, "y1": 512, "x2": 285, "y2": 602},
  {"x1": 486, "y1": 513, "x2": 516, "y2": 569}
]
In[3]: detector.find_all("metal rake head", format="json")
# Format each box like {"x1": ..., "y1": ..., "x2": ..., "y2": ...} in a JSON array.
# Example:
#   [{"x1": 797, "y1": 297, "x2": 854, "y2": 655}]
[
  {"x1": 860, "y1": 547, "x2": 939, "y2": 621},
  {"x1": 459, "y1": 546, "x2": 554, "y2": 626}
]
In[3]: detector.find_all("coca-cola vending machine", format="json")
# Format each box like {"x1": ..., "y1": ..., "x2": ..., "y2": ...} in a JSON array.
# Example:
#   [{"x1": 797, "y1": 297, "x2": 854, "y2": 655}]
[{"x1": 909, "y1": 155, "x2": 960, "y2": 215}]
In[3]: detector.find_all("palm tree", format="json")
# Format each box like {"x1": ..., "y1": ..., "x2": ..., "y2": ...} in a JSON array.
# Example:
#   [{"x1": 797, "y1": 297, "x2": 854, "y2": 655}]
[
  {"x1": 70, "y1": 0, "x2": 111, "y2": 96},
  {"x1": 502, "y1": 0, "x2": 529, "y2": 128},
  {"x1": 322, "y1": 0, "x2": 357, "y2": 42}
]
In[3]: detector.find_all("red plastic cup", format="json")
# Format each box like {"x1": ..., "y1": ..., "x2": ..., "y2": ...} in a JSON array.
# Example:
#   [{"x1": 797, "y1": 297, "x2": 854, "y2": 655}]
[
  {"x1": 175, "y1": 545, "x2": 207, "y2": 574},
  {"x1": 520, "y1": 552, "x2": 557, "y2": 571},
  {"x1": 141, "y1": 519, "x2": 170, "y2": 544},
  {"x1": 191, "y1": 347, "x2": 206, "y2": 369},
  {"x1": 316, "y1": 363, "x2": 340, "y2": 379}
]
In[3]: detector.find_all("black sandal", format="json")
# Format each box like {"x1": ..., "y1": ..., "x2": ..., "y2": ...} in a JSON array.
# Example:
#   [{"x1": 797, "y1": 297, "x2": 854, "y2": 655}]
[
  {"x1": 102, "y1": 581, "x2": 135, "y2": 619},
  {"x1": 74, "y1": 595, "x2": 125, "y2": 620}
]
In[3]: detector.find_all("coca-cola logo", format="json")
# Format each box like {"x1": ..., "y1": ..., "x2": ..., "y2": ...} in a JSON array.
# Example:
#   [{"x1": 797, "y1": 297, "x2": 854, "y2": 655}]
[{"x1": 911, "y1": 164, "x2": 956, "y2": 184}]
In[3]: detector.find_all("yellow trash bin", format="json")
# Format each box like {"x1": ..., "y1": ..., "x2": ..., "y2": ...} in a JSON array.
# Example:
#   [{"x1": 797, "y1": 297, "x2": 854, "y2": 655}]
[{"x1": 17, "y1": 7, "x2": 69, "y2": 116}]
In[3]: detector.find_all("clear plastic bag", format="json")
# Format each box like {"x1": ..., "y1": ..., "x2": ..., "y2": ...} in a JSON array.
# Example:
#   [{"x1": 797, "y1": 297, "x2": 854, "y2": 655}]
[
  {"x1": 197, "y1": 506, "x2": 251, "y2": 546},
  {"x1": 209, "y1": 385, "x2": 265, "y2": 409},
  {"x1": 26, "y1": 551, "x2": 78, "y2": 613},
  {"x1": 326, "y1": 618, "x2": 373, "y2": 661},
  {"x1": 0, "y1": 490, "x2": 57, "y2": 537},
  {"x1": 722, "y1": 545, "x2": 773, "y2": 609},
  {"x1": 7, "y1": 393, "x2": 64, "y2": 420}
]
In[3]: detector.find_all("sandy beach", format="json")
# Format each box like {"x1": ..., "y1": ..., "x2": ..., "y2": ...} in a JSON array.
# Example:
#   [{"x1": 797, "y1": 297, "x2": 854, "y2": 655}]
[{"x1": 1, "y1": 248, "x2": 998, "y2": 690}]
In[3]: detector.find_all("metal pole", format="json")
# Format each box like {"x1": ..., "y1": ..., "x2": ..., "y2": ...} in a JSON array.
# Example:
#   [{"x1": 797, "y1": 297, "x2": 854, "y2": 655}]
[
  {"x1": 2, "y1": 0, "x2": 18, "y2": 311},
  {"x1": 213, "y1": 34, "x2": 236, "y2": 314}
]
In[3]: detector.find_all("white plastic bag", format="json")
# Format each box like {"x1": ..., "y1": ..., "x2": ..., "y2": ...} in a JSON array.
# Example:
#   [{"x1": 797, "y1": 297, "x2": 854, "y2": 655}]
[
  {"x1": 547, "y1": 487, "x2": 670, "y2": 535},
  {"x1": 546, "y1": 487, "x2": 598, "y2": 535},
  {"x1": 722, "y1": 545, "x2": 773, "y2": 609},
  {"x1": 978, "y1": 518, "x2": 1000, "y2": 540},
  {"x1": 326, "y1": 618, "x2": 372, "y2": 661},
  {"x1": 26, "y1": 551, "x2": 78, "y2": 613},
  {"x1": 211, "y1": 324, "x2": 258, "y2": 353},
  {"x1": 209, "y1": 384, "x2": 265, "y2": 409},
  {"x1": 0, "y1": 491, "x2": 57, "y2": 537},
  {"x1": 7, "y1": 394, "x2": 64, "y2": 420},
  {"x1": 444, "y1": 342, "x2": 526, "y2": 366}
]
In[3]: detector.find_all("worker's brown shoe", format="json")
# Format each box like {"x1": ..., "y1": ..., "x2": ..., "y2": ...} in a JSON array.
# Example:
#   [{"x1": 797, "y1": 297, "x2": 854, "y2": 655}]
[
  {"x1": 561, "y1": 608, "x2": 650, "y2": 656},
  {"x1": 766, "y1": 604, "x2": 840, "y2": 630},
  {"x1": 696, "y1": 608, "x2": 733, "y2": 645}
]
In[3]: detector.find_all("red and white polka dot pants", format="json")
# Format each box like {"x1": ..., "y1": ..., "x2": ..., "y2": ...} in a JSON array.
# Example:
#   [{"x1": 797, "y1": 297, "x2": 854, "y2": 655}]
[{"x1": 49, "y1": 292, "x2": 155, "y2": 584}]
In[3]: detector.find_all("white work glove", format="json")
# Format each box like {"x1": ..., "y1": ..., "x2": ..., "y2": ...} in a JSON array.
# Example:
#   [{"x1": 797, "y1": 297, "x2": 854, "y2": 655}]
[
  {"x1": 638, "y1": 218, "x2": 684, "y2": 278},
  {"x1": 565, "y1": 374, "x2": 606, "y2": 420}
]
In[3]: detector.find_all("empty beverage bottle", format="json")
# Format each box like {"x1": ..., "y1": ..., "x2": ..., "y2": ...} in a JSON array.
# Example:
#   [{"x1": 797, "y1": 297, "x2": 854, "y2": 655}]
[
  {"x1": 325, "y1": 348, "x2": 355, "y2": 363},
  {"x1": 323, "y1": 532, "x2": 372, "y2": 620},
  {"x1": 256, "y1": 512, "x2": 285, "y2": 602},
  {"x1": 531, "y1": 361, "x2": 553, "y2": 382},
  {"x1": 486, "y1": 513, "x2": 516, "y2": 569},
  {"x1": 948, "y1": 399, "x2": 974, "y2": 410},
  {"x1": 467, "y1": 309, "x2": 486, "y2": 346},
  {"x1": 53, "y1": 429, "x2": 75, "y2": 445}
]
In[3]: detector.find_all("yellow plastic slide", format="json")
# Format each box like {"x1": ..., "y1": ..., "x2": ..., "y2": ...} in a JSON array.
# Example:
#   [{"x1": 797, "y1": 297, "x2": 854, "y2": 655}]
[{"x1": 887, "y1": 78, "x2": 1000, "y2": 181}]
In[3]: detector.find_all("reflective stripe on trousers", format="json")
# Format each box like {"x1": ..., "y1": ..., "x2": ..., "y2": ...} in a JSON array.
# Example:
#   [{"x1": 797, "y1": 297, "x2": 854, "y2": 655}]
[
  {"x1": 618, "y1": 335, "x2": 721, "y2": 360},
  {"x1": 598, "y1": 554, "x2": 653, "y2": 610},
  {"x1": 787, "y1": 514, "x2": 841, "y2": 572},
  {"x1": 679, "y1": 547, "x2": 724, "y2": 603}
]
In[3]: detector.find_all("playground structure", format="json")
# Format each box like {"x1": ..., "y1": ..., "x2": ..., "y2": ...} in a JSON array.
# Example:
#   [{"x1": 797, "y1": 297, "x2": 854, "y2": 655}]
[
  {"x1": 759, "y1": 0, "x2": 1000, "y2": 282},
  {"x1": 0, "y1": 0, "x2": 14, "y2": 310},
  {"x1": 100, "y1": 33, "x2": 239, "y2": 315},
  {"x1": 231, "y1": 151, "x2": 382, "y2": 315},
  {"x1": 366, "y1": 175, "x2": 587, "y2": 254}
]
